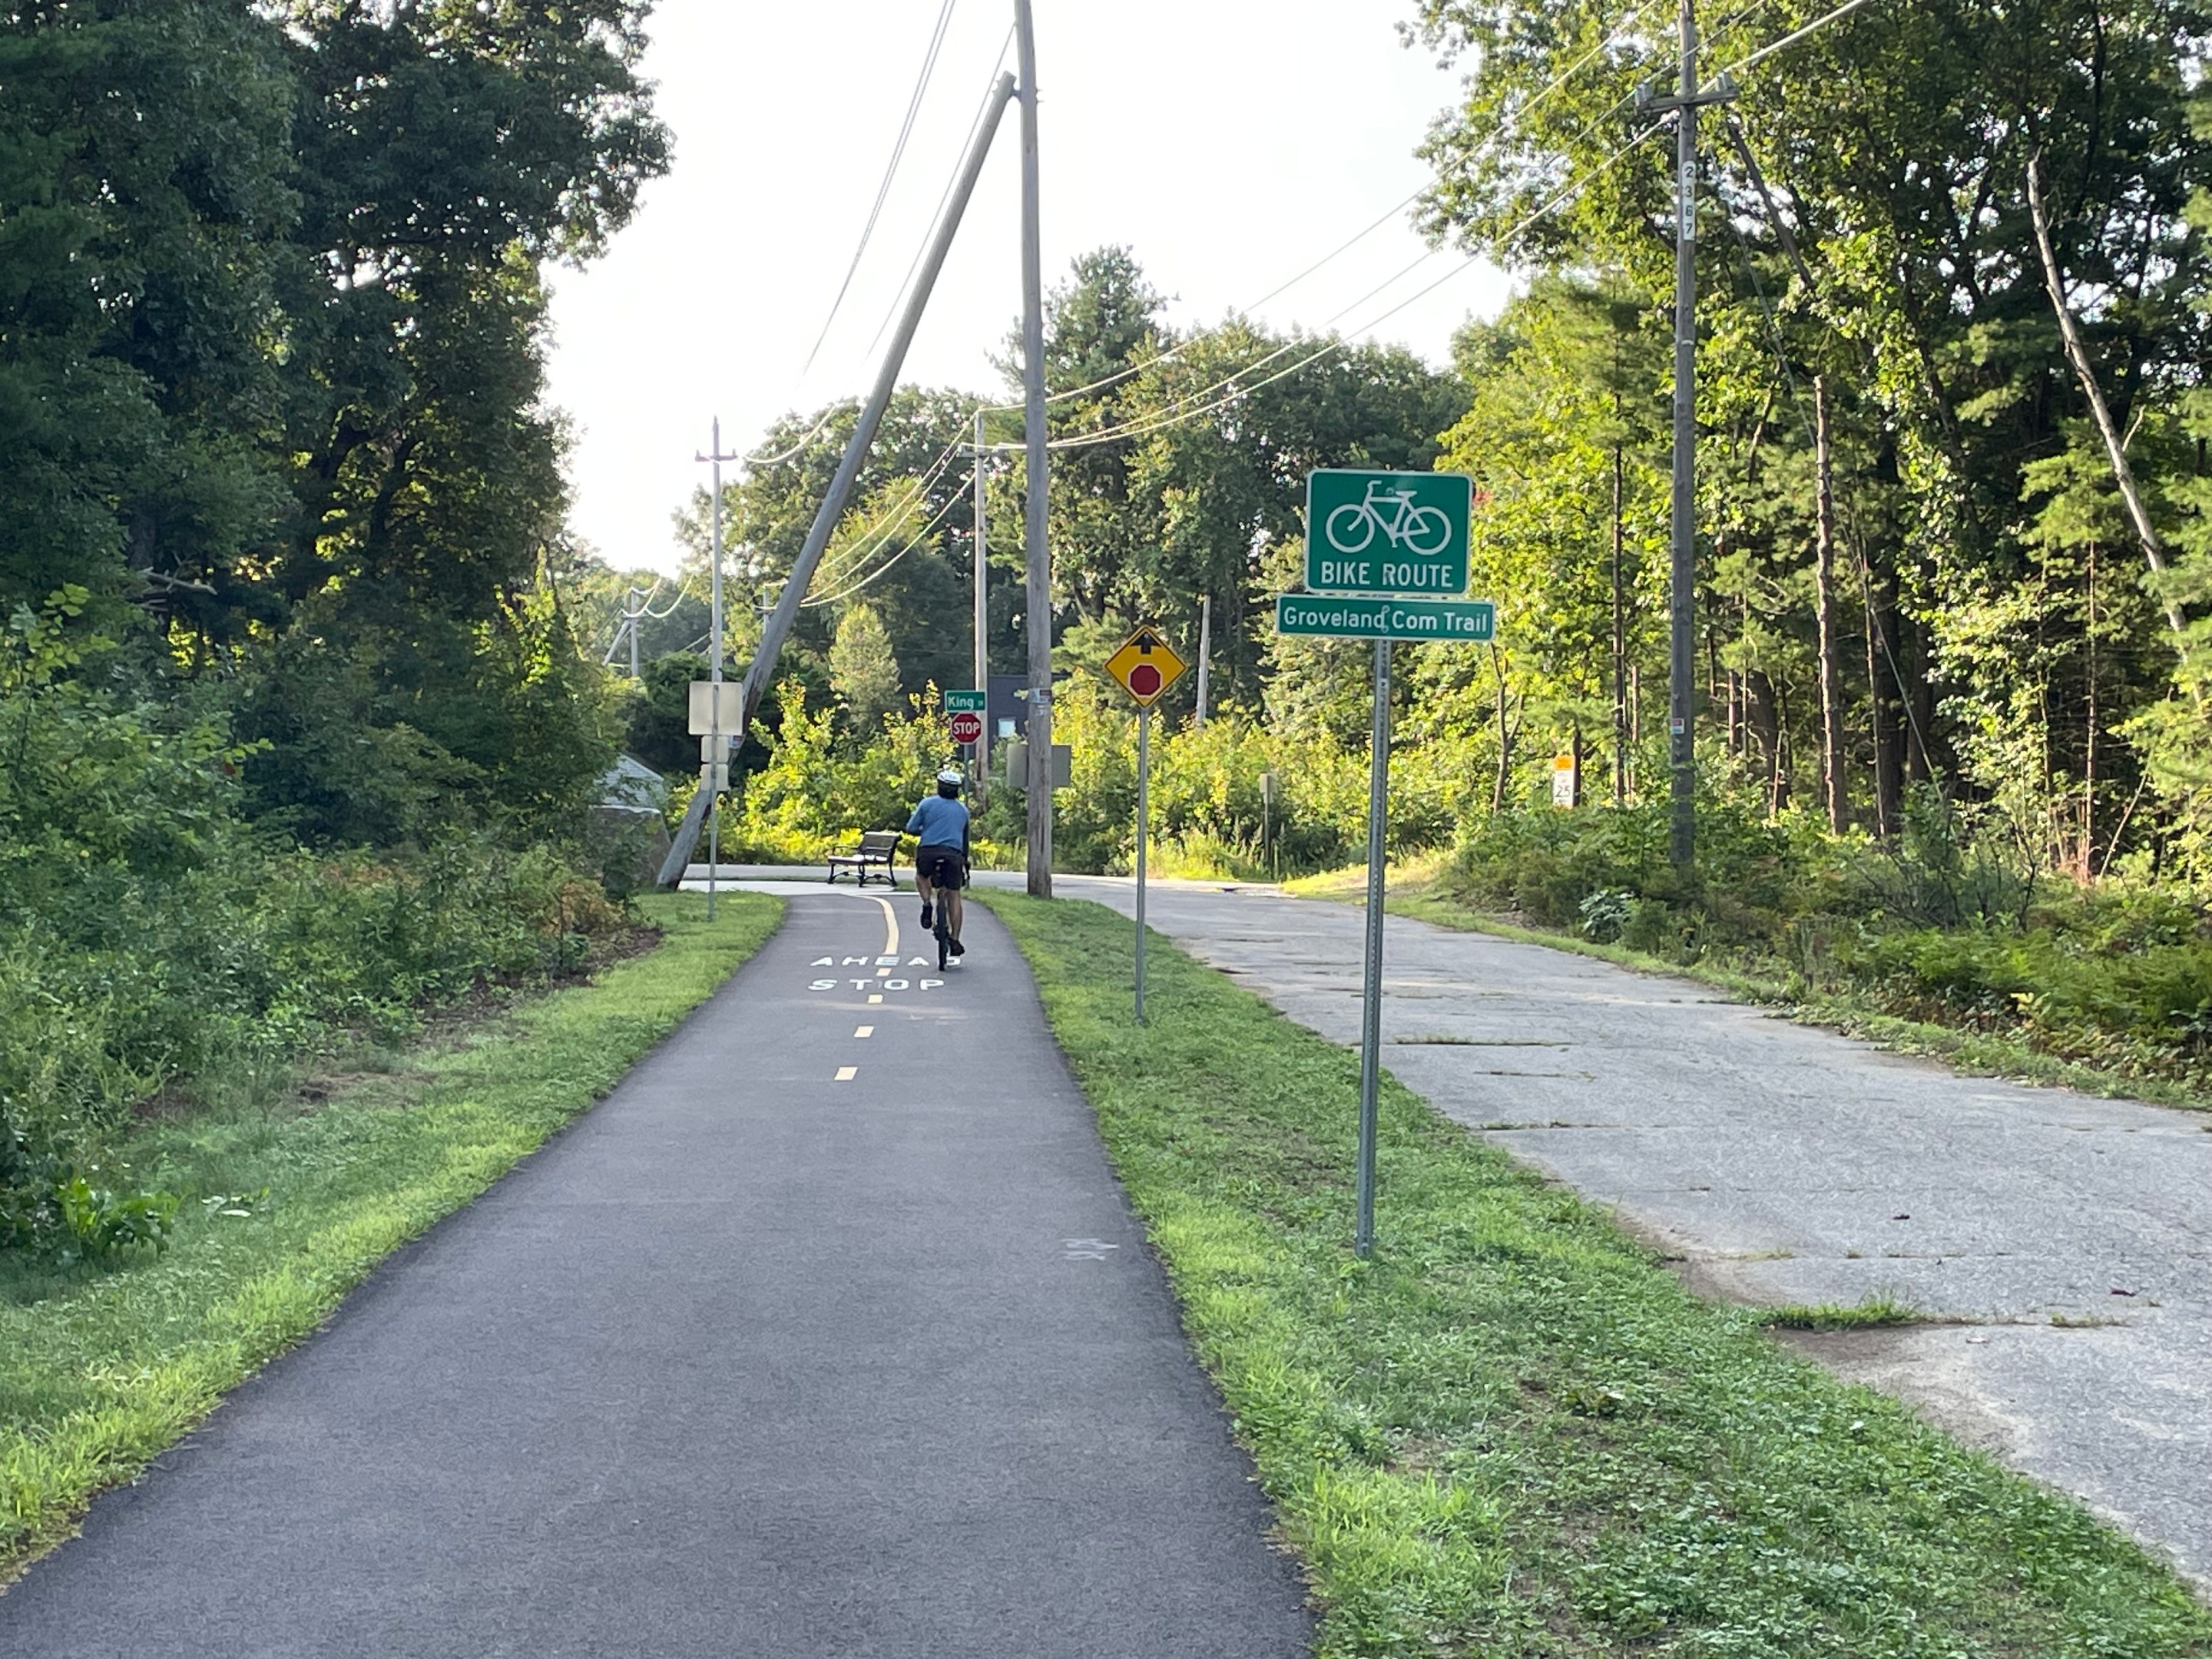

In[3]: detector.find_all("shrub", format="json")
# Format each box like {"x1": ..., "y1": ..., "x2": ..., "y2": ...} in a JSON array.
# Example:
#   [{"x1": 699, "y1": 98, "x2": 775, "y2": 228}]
[{"x1": 0, "y1": 594, "x2": 632, "y2": 1257}]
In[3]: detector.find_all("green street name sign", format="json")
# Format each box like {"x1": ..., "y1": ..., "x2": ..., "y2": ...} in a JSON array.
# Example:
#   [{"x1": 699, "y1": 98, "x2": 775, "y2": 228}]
[
  {"x1": 1275, "y1": 594, "x2": 1496, "y2": 642},
  {"x1": 943, "y1": 688, "x2": 987, "y2": 714},
  {"x1": 1305, "y1": 469, "x2": 1472, "y2": 595}
]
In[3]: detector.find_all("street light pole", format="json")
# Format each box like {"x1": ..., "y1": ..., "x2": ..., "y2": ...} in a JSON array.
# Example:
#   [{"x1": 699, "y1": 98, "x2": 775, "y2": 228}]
[{"x1": 1015, "y1": 0, "x2": 1052, "y2": 898}]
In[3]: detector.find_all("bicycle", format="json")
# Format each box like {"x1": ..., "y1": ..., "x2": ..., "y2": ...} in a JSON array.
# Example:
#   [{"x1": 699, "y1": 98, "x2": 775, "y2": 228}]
[
  {"x1": 934, "y1": 881, "x2": 955, "y2": 971},
  {"x1": 1323, "y1": 479, "x2": 1452, "y2": 556}
]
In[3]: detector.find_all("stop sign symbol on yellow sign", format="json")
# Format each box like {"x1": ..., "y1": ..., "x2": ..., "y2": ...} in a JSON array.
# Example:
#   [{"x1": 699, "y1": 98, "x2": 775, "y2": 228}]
[{"x1": 1104, "y1": 624, "x2": 1187, "y2": 707}]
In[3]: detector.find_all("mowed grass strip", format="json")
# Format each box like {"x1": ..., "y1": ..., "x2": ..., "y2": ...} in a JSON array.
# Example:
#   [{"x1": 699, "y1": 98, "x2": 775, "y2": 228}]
[
  {"x1": 983, "y1": 892, "x2": 2212, "y2": 1659},
  {"x1": 0, "y1": 891, "x2": 780, "y2": 1581}
]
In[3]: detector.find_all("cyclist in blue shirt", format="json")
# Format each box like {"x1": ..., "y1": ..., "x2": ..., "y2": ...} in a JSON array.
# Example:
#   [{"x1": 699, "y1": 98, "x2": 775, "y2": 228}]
[{"x1": 907, "y1": 767, "x2": 970, "y2": 956}]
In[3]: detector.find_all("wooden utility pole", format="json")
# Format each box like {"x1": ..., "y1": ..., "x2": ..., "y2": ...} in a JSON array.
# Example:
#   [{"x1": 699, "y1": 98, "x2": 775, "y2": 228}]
[
  {"x1": 1813, "y1": 376, "x2": 1846, "y2": 832},
  {"x1": 1611, "y1": 442, "x2": 1628, "y2": 806},
  {"x1": 1634, "y1": 0, "x2": 1730, "y2": 869},
  {"x1": 1016, "y1": 0, "x2": 1053, "y2": 896},
  {"x1": 972, "y1": 410, "x2": 989, "y2": 804}
]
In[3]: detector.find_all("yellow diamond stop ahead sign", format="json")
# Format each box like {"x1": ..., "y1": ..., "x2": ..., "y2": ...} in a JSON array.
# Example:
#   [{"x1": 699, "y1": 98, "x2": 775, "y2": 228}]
[{"x1": 1105, "y1": 624, "x2": 1187, "y2": 707}]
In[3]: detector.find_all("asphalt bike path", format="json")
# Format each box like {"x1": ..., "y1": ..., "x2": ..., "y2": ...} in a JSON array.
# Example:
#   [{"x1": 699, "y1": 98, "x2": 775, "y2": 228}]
[
  {"x1": 0, "y1": 889, "x2": 1312, "y2": 1657},
  {"x1": 1023, "y1": 872, "x2": 2212, "y2": 1588}
]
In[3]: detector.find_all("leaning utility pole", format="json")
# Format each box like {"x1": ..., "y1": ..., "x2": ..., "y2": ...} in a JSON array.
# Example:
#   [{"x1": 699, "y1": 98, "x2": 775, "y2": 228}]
[
  {"x1": 1016, "y1": 0, "x2": 1052, "y2": 897},
  {"x1": 655, "y1": 72, "x2": 1018, "y2": 889}
]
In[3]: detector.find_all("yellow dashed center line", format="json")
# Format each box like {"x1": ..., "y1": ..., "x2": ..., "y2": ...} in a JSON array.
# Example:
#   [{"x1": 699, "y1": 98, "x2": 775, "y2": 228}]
[
  {"x1": 855, "y1": 1025, "x2": 874, "y2": 1038},
  {"x1": 835, "y1": 1065, "x2": 858, "y2": 1081}
]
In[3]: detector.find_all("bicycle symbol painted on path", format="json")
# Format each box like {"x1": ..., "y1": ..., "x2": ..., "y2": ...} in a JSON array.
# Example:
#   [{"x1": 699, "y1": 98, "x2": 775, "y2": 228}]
[{"x1": 1322, "y1": 479, "x2": 1455, "y2": 558}]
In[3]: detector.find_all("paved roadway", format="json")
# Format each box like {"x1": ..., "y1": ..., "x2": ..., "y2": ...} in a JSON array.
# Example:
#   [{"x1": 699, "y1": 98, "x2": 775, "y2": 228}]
[
  {"x1": 1001, "y1": 870, "x2": 2212, "y2": 1588},
  {"x1": 0, "y1": 885, "x2": 1312, "y2": 1657}
]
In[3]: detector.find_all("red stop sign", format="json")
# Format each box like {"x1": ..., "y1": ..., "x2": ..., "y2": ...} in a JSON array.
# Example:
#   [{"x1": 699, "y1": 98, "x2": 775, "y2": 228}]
[
  {"x1": 1126, "y1": 662, "x2": 1163, "y2": 699},
  {"x1": 949, "y1": 710, "x2": 984, "y2": 744}
]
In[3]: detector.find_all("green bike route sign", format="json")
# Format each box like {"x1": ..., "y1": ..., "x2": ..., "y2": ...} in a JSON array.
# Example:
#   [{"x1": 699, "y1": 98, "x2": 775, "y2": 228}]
[
  {"x1": 1304, "y1": 469, "x2": 1472, "y2": 595},
  {"x1": 1275, "y1": 594, "x2": 1495, "y2": 641}
]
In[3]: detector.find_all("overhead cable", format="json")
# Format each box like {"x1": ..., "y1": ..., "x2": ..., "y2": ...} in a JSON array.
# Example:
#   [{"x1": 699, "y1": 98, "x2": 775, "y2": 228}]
[
  {"x1": 799, "y1": 0, "x2": 959, "y2": 378},
  {"x1": 975, "y1": 0, "x2": 1675, "y2": 419},
  {"x1": 1038, "y1": 126, "x2": 1665, "y2": 455},
  {"x1": 803, "y1": 440, "x2": 968, "y2": 591},
  {"x1": 803, "y1": 486, "x2": 970, "y2": 608},
  {"x1": 1715, "y1": 0, "x2": 1879, "y2": 78},
  {"x1": 862, "y1": 28, "x2": 1018, "y2": 365}
]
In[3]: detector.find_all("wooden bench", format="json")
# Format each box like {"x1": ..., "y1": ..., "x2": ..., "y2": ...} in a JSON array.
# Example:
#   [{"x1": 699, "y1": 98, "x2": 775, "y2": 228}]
[{"x1": 825, "y1": 829, "x2": 902, "y2": 889}]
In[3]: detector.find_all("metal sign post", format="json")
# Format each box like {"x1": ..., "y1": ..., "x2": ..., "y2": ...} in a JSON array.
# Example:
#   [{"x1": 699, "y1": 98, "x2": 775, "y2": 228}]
[
  {"x1": 1104, "y1": 623, "x2": 1188, "y2": 1025},
  {"x1": 1135, "y1": 704, "x2": 1151, "y2": 1025},
  {"x1": 1355, "y1": 637, "x2": 1390, "y2": 1257},
  {"x1": 1282, "y1": 465, "x2": 1485, "y2": 1259}
]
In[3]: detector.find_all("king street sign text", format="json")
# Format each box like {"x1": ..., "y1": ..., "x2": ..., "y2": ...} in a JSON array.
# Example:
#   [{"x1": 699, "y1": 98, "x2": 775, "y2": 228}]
[
  {"x1": 1276, "y1": 594, "x2": 1495, "y2": 642},
  {"x1": 1305, "y1": 469, "x2": 1472, "y2": 596}
]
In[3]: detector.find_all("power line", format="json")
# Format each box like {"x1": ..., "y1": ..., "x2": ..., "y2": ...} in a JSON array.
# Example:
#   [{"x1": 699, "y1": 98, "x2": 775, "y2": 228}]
[
  {"x1": 803, "y1": 439, "x2": 969, "y2": 591},
  {"x1": 803, "y1": 485, "x2": 971, "y2": 608},
  {"x1": 1715, "y1": 0, "x2": 1879, "y2": 78},
  {"x1": 1014, "y1": 0, "x2": 1825, "y2": 459},
  {"x1": 1038, "y1": 126, "x2": 1664, "y2": 455},
  {"x1": 740, "y1": 0, "x2": 1679, "y2": 482},
  {"x1": 740, "y1": 0, "x2": 1825, "y2": 568},
  {"x1": 743, "y1": 406, "x2": 845, "y2": 469},
  {"x1": 975, "y1": 0, "x2": 1677, "y2": 421},
  {"x1": 800, "y1": 0, "x2": 959, "y2": 378},
  {"x1": 638, "y1": 576, "x2": 696, "y2": 620},
  {"x1": 862, "y1": 29, "x2": 1018, "y2": 365}
]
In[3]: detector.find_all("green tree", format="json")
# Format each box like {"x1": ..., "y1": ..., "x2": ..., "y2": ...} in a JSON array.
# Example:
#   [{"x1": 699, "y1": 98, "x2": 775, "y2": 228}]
[{"x1": 829, "y1": 601, "x2": 903, "y2": 736}]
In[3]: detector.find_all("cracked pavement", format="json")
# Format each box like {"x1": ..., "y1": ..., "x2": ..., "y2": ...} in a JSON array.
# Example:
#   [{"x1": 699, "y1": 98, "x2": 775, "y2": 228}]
[{"x1": 1023, "y1": 872, "x2": 2212, "y2": 1588}]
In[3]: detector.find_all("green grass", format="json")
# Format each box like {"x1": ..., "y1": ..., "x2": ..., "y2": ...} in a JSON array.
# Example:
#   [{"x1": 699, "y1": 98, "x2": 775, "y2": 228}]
[
  {"x1": 1750, "y1": 1296, "x2": 1927, "y2": 1333},
  {"x1": 982, "y1": 890, "x2": 2212, "y2": 1657},
  {"x1": 1288, "y1": 862, "x2": 2212, "y2": 1116},
  {"x1": 0, "y1": 891, "x2": 780, "y2": 1582}
]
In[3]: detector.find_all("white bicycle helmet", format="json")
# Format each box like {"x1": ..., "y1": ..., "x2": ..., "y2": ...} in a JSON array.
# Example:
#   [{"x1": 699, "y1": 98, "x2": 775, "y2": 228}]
[{"x1": 936, "y1": 767, "x2": 965, "y2": 786}]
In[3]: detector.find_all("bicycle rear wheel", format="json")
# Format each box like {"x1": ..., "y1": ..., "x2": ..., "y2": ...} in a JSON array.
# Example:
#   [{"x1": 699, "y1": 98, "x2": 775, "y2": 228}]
[{"x1": 935, "y1": 909, "x2": 950, "y2": 971}]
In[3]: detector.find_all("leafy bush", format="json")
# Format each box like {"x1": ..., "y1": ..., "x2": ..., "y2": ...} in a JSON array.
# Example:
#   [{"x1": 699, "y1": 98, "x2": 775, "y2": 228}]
[
  {"x1": 1448, "y1": 797, "x2": 1816, "y2": 927},
  {"x1": 0, "y1": 592, "x2": 630, "y2": 1257}
]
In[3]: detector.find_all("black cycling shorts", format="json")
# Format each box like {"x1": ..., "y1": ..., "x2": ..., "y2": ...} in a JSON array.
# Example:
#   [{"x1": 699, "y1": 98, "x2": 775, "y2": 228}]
[{"x1": 916, "y1": 846, "x2": 967, "y2": 889}]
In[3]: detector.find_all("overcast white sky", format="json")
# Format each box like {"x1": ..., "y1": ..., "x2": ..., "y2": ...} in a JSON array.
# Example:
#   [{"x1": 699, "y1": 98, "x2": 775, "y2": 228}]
[{"x1": 542, "y1": 1, "x2": 1511, "y2": 575}]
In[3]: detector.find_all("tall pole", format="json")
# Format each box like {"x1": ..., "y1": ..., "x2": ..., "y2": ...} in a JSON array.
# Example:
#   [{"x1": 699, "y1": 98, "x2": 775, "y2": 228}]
[
  {"x1": 973, "y1": 410, "x2": 990, "y2": 803},
  {"x1": 1355, "y1": 637, "x2": 1390, "y2": 1258},
  {"x1": 1668, "y1": 0, "x2": 1699, "y2": 874},
  {"x1": 700, "y1": 419, "x2": 738, "y2": 919},
  {"x1": 628, "y1": 585, "x2": 641, "y2": 679},
  {"x1": 1194, "y1": 594, "x2": 1212, "y2": 728},
  {"x1": 1016, "y1": 0, "x2": 1053, "y2": 898},
  {"x1": 655, "y1": 75, "x2": 1016, "y2": 888},
  {"x1": 1611, "y1": 445, "x2": 1627, "y2": 805}
]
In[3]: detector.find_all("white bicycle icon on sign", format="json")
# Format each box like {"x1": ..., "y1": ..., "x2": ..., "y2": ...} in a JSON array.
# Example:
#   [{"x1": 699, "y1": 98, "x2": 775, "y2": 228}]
[{"x1": 1324, "y1": 480, "x2": 1453, "y2": 556}]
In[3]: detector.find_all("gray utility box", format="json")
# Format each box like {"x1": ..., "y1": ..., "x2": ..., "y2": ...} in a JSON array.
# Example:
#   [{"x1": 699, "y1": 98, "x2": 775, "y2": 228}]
[{"x1": 1002, "y1": 739, "x2": 1072, "y2": 791}]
